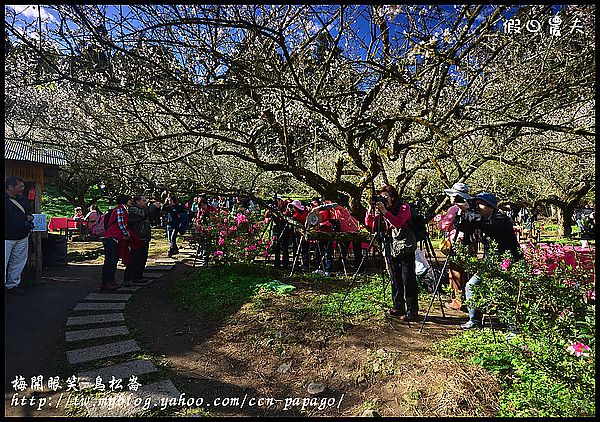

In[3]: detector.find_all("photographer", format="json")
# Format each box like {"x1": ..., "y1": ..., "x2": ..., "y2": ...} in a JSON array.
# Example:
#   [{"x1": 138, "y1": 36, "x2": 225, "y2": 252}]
[
  {"x1": 438, "y1": 182, "x2": 476, "y2": 311},
  {"x1": 285, "y1": 200, "x2": 310, "y2": 272},
  {"x1": 310, "y1": 197, "x2": 334, "y2": 274},
  {"x1": 265, "y1": 196, "x2": 291, "y2": 269},
  {"x1": 365, "y1": 185, "x2": 419, "y2": 321},
  {"x1": 5, "y1": 176, "x2": 33, "y2": 295},
  {"x1": 454, "y1": 192, "x2": 523, "y2": 329}
]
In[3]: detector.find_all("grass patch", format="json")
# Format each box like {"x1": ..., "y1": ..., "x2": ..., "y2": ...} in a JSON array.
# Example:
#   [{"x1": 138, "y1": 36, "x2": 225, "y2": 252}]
[
  {"x1": 41, "y1": 185, "x2": 115, "y2": 218},
  {"x1": 312, "y1": 274, "x2": 392, "y2": 319},
  {"x1": 170, "y1": 263, "x2": 281, "y2": 319},
  {"x1": 433, "y1": 329, "x2": 595, "y2": 417}
]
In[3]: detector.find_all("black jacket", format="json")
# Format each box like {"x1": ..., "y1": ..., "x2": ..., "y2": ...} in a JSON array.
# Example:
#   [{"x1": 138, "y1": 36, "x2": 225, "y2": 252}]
[
  {"x1": 455, "y1": 209, "x2": 523, "y2": 261},
  {"x1": 128, "y1": 204, "x2": 159, "y2": 241},
  {"x1": 5, "y1": 193, "x2": 33, "y2": 240},
  {"x1": 163, "y1": 204, "x2": 185, "y2": 229}
]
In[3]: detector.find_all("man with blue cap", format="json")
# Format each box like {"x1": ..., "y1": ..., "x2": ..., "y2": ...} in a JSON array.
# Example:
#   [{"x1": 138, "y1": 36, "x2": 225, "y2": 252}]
[{"x1": 453, "y1": 192, "x2": 523, "y2": 329}]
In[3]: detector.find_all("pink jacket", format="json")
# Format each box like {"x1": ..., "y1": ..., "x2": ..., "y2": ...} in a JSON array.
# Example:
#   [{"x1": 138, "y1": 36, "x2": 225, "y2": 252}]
[
  {"x1": 438, "y1": 205, "x2": 463, "y2": 243},
  {"x1": 365, "y1": 203, "x2": 411, "y2": 231}
]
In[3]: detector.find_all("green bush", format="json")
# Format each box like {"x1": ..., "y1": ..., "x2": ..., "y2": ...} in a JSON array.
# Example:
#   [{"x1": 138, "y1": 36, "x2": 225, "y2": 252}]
[
  {"x1": 435, "y1": 329, "x2": 595, "y2": 416},
  {"x1": 442, "y1": 242, "x2": 596, "y2": 416}
]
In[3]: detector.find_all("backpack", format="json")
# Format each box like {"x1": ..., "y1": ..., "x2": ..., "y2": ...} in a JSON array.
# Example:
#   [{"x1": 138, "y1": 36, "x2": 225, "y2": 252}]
[
  {"x1": 409, "y1": 202, "x2": 428, "y2": 243},
  {"x1": 91, "y1": 208, "x2": 115, "y2": 237}
]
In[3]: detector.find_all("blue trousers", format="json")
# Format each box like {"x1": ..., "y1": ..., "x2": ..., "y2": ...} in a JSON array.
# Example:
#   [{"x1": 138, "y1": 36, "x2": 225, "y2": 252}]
[
  {"x1": 167, "y1": 228, "x2": 179, "y2": 256},
  {"x1": 101, "y1": 238, "x2": 120, "y2": 285},
  {"x1": 465, "y1": 273, "x2": 483, "y2": 324}
]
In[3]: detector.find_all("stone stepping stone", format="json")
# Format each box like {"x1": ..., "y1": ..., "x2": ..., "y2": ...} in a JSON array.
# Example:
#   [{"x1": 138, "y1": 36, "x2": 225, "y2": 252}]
[
  {"x1": 85, "y1": 293, "x2": 132, "y2": 301},
  {"x1": 118, "y1": 286, "x2": 142, "y2": 292},
  {"x1": 73, "y1": 302, "x2": 126, "y2": 311},
  {"x1": 66, "y1": 340, "x2": 140, "y2": 365},
  {"x1": 153, "y1": 258, "x2": 177, "y2": 264},
  {"x1": 144, "y1": 265, "x2": 175, "y2": 271},
  {"x1": 85, "y1": 379, "x2": 181, "y2": 417},
  {"x1": 142, "y1": 272, "x2": 164, "y2": 279},
  {"x1": 66, "y1": 326, "x2": 129, "y2": 342},
  {"x1": 77, "y1": 359, "x2": 158, "y2": 389},
  {"x1": 66, "y1": 313, "x2": 125, "y2": 327}
]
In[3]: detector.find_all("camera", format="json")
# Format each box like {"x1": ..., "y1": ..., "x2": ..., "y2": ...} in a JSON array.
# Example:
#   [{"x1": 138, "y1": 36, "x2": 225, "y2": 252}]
[
  {"x1": 453, "y1": 196, "x2": 466, "y2": 204},
  {"x1": 24, "y1": 220, "x2": 35, "y2": 231},
  {"x1": 372, "y1": 195, "x2": 387, "y2": 204}
]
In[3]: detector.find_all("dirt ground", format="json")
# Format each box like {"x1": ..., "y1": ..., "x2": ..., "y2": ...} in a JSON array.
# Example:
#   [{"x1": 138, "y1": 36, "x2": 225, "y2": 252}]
[
  {"x1": 5, "y1": 232, "x2": 501, "y2": 417},
  {"x1": 127, "y1": 261, "x2": 501, "y2": 417}
]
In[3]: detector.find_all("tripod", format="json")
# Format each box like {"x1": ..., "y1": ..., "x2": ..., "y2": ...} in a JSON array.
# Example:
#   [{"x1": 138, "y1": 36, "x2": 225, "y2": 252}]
[
  {"x1": 338, "y1": 209, "x2": 391, "y2": 314},
  {"x1": 314, "y1": 239, "x2": 348, "y2": 276},
  {"x1": 418, "y1": 230, "x2": 460, "y2": 333},
  {"x1": 289, "y1": 229, "x2": 308, "y2": 277},
  {"x1": 270, "y1": 221, "x2": 291, "y2": 267},
  {"x1": 418, "y1": 230, "x2": 446, "y2": 319}
]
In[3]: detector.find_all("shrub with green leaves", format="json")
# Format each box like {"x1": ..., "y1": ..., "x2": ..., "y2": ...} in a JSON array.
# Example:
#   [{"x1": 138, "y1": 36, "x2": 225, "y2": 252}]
[{"x1": 447, "y1": 241, "x2": 595, "y2": 416}]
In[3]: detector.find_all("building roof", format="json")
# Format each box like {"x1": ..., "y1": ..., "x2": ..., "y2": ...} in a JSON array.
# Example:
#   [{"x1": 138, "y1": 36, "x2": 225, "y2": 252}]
[{"x1": 4, "y1": 138, "x2": 67, "y2": 166}]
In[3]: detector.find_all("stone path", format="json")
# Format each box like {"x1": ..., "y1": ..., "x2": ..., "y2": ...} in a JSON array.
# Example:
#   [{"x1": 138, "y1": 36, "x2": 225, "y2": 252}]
[{"x1": 63, "y1": 260, "x2": 183, "y2": 416}]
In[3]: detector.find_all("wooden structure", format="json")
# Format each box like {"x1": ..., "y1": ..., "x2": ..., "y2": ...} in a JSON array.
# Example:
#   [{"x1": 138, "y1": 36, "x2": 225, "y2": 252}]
[{"x1": 4, "y1": 138, "x2": 67, "y2": 283}]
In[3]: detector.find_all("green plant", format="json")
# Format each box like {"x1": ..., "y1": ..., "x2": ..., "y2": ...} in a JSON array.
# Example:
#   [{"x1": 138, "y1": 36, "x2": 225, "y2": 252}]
[
  {"x1": 170, "y1": 263, "x2": 279, "y2": 319},
  {"x1": 194, "y1": 209, "x2": 271, "y2": 264},
  {"x1": 313, "y1": 274, "x2": 392, "y2": 319},
  {"x1": 444, "y1": 241, "x2": 596, "y2": 416}
]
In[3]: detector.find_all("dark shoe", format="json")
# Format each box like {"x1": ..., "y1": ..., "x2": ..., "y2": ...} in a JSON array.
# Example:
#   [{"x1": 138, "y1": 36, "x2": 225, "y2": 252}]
[
  {"x1": 100, "y1": 283, "x2": 121, "y2": 291},
  {"x1": 122, "y1": 279, "x2": 133, "y2": 286},
  {"x1": 133, "y1": 278, "x2": 151, "y2": 284},
  {"x1": 5, "y1": 287, "x2": 26, "y2": 296},
  {"x1": 388, "y1": 308, "x2": 405, "y2": 317},
  {"x1": 460, "y1": 320, "x2": 482, "y2": 330},
  {"x1": 400, "y1": 313, "x2": 419, "y2": 322}
]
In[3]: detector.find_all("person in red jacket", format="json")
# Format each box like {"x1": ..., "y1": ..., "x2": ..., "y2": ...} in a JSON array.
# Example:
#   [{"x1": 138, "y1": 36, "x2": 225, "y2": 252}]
[
  {"x1": 365, "y1": 185, "x2": 419, "y2": 321},
  {"x1": 101, "y1": 194, "x2": 133, "y2": 290},
  {"x1": 195, "y1": 196, "x2": 217, "y2": 225},
  {"x1": 310, "y1": 197, "x2": 335, "y2": 274},
  {"x1": 285, "y1": 200, "x2": 310, "y2": 271}
]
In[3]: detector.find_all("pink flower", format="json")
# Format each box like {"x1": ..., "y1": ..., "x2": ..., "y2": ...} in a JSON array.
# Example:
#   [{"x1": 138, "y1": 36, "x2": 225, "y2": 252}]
[
  {"x1": 214, "y1": 250, "x2": 224, "y2": 257},
  {"x1": 587, "y1": 289, "x2": 595, "y2": 301},
  {"x1": 235, "y1": 213, "x2": 247, "y2": 225},
  {"x1": 229, "y1": 226, "x2": 237, "y2": 232},
  {"x1": 262, "y1": 250, "x2": 269, "y2": 257},
  {"x1": 219, "y1": 230, "x2": 227, "y2": 237},
  {"x1": 559, "y1": 308, "x2": 574, "y2": 318},
  {"x1": 218, "y1": 237, "x2": 225, "y2": 246},
  {"x1": 532, "y1": 268, "x2": 543, "y2": 275},
  {"x1": 501, "y1": 259, "x2": 511, "y2": 271},
  {"x1": 566, "y1": 341, "x2": 591, "y2": 358}
]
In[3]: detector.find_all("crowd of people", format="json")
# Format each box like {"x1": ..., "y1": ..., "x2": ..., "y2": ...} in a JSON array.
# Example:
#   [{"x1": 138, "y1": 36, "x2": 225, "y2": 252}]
[{"x1": 2, "y1": 175, "x2": 580, "y2": 332}]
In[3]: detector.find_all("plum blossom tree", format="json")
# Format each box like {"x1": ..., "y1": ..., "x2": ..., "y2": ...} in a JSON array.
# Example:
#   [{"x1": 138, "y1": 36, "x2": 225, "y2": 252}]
[{"x1": 4, "y1": 4, "x2": 594, "y2": 224}]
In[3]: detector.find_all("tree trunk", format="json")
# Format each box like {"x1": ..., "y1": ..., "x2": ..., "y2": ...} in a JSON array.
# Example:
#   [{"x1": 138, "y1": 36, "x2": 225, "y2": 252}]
[{"x1": 556, "y1": 203, "x2": 577, "y2": 238}]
